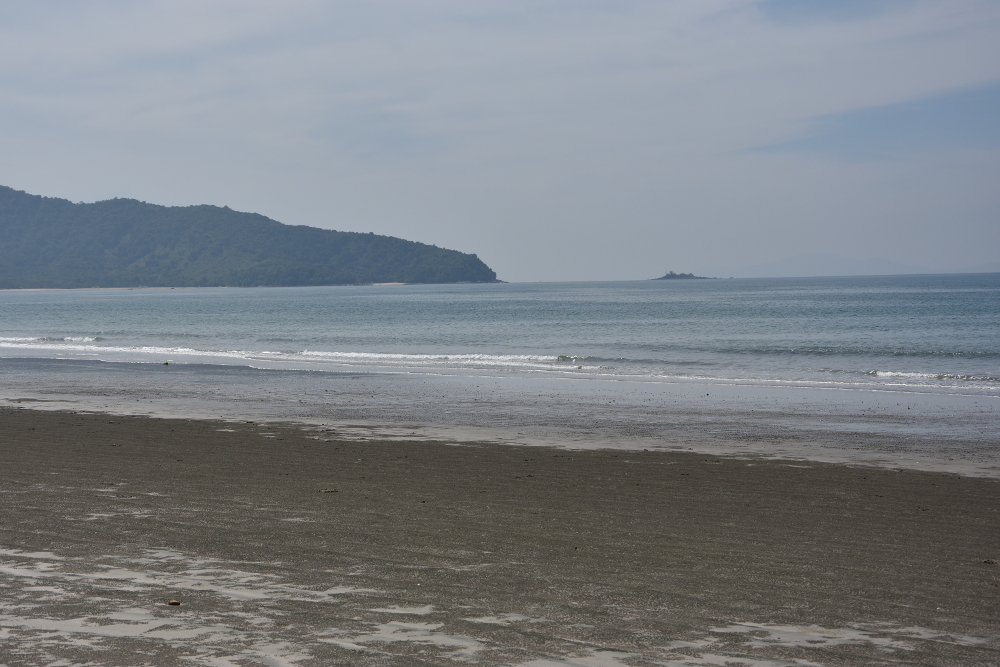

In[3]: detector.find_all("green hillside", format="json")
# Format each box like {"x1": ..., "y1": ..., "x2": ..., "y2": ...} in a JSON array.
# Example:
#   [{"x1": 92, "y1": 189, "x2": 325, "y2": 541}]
[{"x1": 0, "y1": 186, "x2": 497, "y2": 288}]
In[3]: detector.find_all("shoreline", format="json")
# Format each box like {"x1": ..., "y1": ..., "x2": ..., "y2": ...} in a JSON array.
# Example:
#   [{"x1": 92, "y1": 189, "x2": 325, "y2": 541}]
[
  {"x1": 6, "y1": 394, "x2": 1000, "y2": 479},
  {"x1": 1, "y1": 406, "x2": 998, "y2": 666},
  {"x1": 2, "y1": 354, "x2": 998, "y2": 479}
]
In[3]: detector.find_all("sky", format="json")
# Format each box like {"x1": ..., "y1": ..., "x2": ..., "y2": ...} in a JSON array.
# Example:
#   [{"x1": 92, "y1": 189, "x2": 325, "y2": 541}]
[{"x1": 1, "y1": 0, "x2": 998, "y2": 281}]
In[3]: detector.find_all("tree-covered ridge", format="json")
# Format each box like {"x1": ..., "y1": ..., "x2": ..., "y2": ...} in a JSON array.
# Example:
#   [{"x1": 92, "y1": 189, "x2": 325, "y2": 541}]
[{"x1": 0, "y1": 186, "x2": 498, "y2": 288}]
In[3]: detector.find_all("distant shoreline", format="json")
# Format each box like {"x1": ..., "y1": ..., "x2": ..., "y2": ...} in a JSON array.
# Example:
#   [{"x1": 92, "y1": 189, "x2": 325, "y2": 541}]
[
  {"x1": 0, "y1": 281, "x2": 507, "y2": 292},
  {"x1": 4, "y1": 274, "x2": 997, "y2": 291}
]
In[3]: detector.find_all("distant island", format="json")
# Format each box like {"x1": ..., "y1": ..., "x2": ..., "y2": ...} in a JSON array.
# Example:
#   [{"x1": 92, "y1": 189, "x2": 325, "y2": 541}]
[
  {"x1": 0, "y1": 186, "x2": 498, "y2": 288},
  {"x1": 653, "y1": 271, "x2": 712, "y2": 280}
]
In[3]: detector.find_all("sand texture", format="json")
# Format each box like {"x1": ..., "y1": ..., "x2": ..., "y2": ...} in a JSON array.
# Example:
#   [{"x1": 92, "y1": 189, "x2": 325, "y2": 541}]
[{"x1": 1, "y1": 407, "x2": 999, "y2": 666}]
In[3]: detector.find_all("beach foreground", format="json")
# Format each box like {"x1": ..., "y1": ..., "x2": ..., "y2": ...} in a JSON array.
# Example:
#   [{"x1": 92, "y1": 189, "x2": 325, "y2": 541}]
[{"x1": 1, "y1": 407, "x2": 998, "y2": 666}]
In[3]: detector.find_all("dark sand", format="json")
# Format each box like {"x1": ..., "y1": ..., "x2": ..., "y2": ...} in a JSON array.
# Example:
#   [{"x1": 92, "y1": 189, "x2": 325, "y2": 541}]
[{"x1": 1, "y1": 407, "x2": 999, "y2": 666}]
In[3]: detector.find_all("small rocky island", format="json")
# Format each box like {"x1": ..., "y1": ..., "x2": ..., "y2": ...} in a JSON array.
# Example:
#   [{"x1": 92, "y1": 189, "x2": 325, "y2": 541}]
[{"x1": 653, "y1": 271, "x2": 712, "y2": 280}]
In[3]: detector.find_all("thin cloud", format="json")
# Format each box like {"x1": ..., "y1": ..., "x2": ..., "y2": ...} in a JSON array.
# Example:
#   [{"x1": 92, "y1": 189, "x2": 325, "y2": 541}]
[
  {"x1": 752, "y1": 81, "x2": 1000, "y2": 161},
  {"x1": 0, "y1": 0, "x2": 997, "y2": 280},
  {"x1": 758, "y1": 0, "x2": 917, "y2": 25}
]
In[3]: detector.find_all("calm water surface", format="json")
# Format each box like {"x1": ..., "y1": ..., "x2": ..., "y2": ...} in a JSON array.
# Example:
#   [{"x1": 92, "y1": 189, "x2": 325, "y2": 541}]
[
  {"x1": 1, "y1": 274, "x2": 998, "y2": 392},
  {"x1": 2, "y1": 275, "x2": 998, "y2": 474}
]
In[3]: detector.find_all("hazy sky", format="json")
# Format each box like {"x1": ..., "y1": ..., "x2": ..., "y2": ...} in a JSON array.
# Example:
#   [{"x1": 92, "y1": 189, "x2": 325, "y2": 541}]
[{"x1": 1, "y1": 0, "x2": 998, "y2": 280}]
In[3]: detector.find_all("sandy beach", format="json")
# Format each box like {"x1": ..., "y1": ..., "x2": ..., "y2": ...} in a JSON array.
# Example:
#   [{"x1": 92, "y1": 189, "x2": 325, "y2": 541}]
[{"x1": 1, "y1": 406, "x2": 998, "y2": 666}]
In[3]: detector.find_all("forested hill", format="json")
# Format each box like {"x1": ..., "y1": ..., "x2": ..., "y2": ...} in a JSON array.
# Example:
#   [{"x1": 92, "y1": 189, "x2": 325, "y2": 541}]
[{"x1": 0, "y1": 186, "x2": 498, "y2": 288}]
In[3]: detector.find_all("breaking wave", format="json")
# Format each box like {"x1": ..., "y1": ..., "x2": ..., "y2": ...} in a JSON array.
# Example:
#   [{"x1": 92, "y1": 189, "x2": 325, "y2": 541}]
[{"x1": 866, "y1": 370, "x2": 1000, "y2": 383}]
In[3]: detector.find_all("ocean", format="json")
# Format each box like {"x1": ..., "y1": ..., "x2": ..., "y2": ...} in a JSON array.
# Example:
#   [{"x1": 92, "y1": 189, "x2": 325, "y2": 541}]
[{"x1": 2, "y1": 274, "x2": 998, "y2": 474}]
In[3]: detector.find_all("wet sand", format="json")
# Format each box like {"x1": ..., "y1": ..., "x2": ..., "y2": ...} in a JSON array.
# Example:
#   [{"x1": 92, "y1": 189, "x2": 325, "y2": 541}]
[{"x1": 1, "y1": 406, "x2": 999, "y2": 666}]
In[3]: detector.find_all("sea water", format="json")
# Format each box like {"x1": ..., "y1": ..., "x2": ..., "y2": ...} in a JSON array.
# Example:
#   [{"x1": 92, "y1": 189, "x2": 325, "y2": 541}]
[{"x1": 1, "y1": 275, "x2": 998, "y2": 473}]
